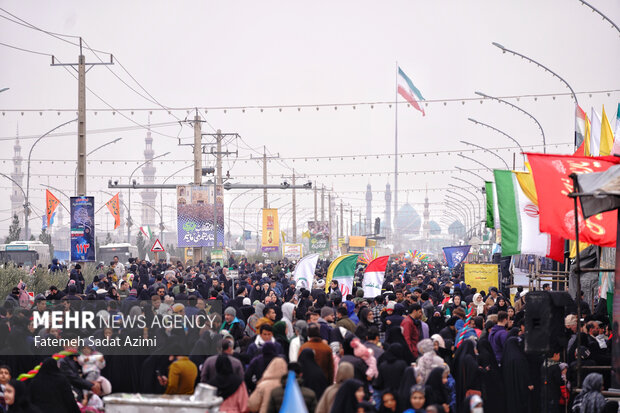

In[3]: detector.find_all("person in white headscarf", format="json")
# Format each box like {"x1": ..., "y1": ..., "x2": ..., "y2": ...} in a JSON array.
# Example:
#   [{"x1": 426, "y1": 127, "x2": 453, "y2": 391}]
[
  {"x1": 281, "y1": 302, "x2": 296, "y2": 340},
  {"x1": 415, "y1": 338, "x2": 446, "y2": 383},
  {"x1": 472, "y1": 293, "x2": 485, "y2": 317}
]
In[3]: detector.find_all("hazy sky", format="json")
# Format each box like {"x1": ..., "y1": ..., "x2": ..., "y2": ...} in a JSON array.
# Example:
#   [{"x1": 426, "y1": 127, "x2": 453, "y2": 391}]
[{"x1": 0, "y1": 0, "x2": 619, "y2": 239}]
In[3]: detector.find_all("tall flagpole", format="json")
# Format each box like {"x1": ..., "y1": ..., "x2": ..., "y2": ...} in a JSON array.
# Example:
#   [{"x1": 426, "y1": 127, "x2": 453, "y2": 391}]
[{"x1": 394, "y1": 62, "x2": 399, "y2": 248}]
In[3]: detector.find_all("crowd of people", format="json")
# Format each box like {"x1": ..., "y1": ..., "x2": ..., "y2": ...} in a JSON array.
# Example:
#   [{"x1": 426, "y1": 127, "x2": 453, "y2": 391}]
[{"x1": 0, "y1": 254, "x2": 616, "y2": 413}]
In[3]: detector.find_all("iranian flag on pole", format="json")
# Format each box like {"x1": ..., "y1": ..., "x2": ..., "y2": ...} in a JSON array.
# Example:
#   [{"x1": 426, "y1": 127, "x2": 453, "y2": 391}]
[
  {"x1": 363, "y1": 256, "x2": 388, "y2": 298},
  {"x1": 397, "y1": 67, "x2": 425, "y2": 116},
  {"x1": 324, "y1": 255, "x2": 358, "y2": 297},
  {"x1": 494, "y1": 169, "x2": 551, "y2": 257}
]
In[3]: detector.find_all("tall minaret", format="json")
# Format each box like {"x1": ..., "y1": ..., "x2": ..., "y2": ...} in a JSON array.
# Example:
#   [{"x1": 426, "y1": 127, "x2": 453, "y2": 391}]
[
  {"x1": 384, "y1": 183, "x2": 392, "y2": 238},
  {"x1": 10, "y1": 125, "x2": 24, "y2": 228},
  {"x1": 365, "y1": 184, "x2": 372, "y2": 234},
  {"x1": 422, "y1": 185, "x2": 430, "y2": 240},
  {"x1": 140, "y1": 121, "x2": 157, "y2": 229}
]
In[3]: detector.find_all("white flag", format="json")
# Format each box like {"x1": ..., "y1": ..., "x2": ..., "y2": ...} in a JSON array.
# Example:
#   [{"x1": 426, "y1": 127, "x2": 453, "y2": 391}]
[{"x1": 293, "y1": 253, "x2": 319, "y2": 289}]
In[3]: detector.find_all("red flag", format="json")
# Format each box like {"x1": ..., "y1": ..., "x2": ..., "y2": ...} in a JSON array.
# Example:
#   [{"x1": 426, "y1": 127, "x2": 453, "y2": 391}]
[
  {"x1": 106, "y1": 193, "x2": 121, "y2": 230},
  {"x1": 45, "y1": 190, "x2": 60, "y2": 227},
  {"x1": 547, "y1": 234, "x2": 565, "y2": 263},
  {"x1": 527, "y1": 153, "x2": 620, "y2": 247}
]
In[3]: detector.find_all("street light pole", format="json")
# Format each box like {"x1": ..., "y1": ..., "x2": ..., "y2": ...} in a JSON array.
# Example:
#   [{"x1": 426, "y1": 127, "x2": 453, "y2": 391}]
[
  {"x1": 228, "y1": 189, "x2": 256, "y2": 247},
  {"x1": 468, "y1": 118, "x2": 527, "y2": 166},
  {"x1": 136, "y1": 202, "x2": 164, "y2": 244},
  {"x1": 448, "y1": 191, "x2": 477, "y2": 235},
  {"x1": 460, "y1": 141, "x2": 510, "y2": 169},
  {"x1": 243, "y1": 195, "x2": 264, "y2": 250},
  {"x1": 26, "y1": 118, "x2": 78, "y2": 240},
  {"x1": 492, "y1": 42, "x2": 580, "y2": 145},
  {"x1": 445, "y1": 199, "x2": 470, "y2": 234},
  {"x1": 455, "y1": 166, "x2": 487, "y2": 182},
  {"x1": 127, "y1": 151, "x2": 170, "y2": 243},
  {"x1": 74, "y1": 138, "x2": 122, "y2": 195},
  {"x1": 0, "y1": 173, "x2": 29, "y2": 237},
  {"x1": 450, "y1": 185, "x2": 482, "y2": 236},
  {"x1": 475, "y1": 91, "x2": 546, "y2": 153}
]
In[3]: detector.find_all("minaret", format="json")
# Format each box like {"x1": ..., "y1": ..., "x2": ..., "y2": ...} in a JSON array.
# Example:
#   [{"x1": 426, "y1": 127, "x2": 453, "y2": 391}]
[
  {"x1": 422, "y1": 185, "x2": 430, "y2": 240},
  {"x1": 10, "y1": 125, "x2": 24, "y2": 228},
  {"x1": 140, "y1": 121, "x2": 157, "y2": 229},
  {"x1": 384, "y1": 183, "x2": 392, "y2": 239},
  {"x1": 365, "y1": 184, "x2": 372, "y2": 234}
]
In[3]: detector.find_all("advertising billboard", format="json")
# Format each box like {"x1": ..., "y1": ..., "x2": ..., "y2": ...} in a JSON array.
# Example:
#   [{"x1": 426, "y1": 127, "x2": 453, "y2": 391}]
[
  {"x1": 176, "y1": 185, "x2": 224, "y2": 248},
  {"x1": 70, "y1": 196, "x2": 95, "y2": 262}
]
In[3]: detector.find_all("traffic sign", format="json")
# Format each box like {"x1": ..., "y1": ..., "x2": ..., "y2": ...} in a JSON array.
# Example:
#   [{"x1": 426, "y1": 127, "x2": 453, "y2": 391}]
[{"x1": 150, "y1": 239, "x2": 165, "y2": 252}]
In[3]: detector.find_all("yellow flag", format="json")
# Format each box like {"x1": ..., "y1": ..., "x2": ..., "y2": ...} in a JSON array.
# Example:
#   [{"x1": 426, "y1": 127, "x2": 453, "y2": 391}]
[
  {"x1": 569, "y1": 240, "x2": 590, "y2": 259},
  {"x1": 514, "y1": 171, "x2": 538, "y2": 205},
  {"x1": 600, "y1": 106, "x2": 615, "y2": 156},
  {"x1": 302, "y1": 230, "x2": 311, "y2": 239},
  {"x1": 281, "y1": 230, "x2": 286, "y2": 243},
  {"x1": 584, "y1": 113, "x2": 592, "y2": 156}
]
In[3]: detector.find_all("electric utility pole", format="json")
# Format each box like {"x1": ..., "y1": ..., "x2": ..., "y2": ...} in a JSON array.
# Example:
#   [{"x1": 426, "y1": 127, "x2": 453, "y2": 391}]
[
  {"x1": 321, "y1": 186, "x2": 325, "y2": 222},
  {"x1": 51, "y1": 38, "x2": 113, "y2": 196},
  {"x1": 250, "y1": 147, "x2": 279, "y2": 209},
  {"x1": 282, "y1": 169, "x2": 307, "y2": 243},
  {"x1": 203, "y1": 130, "x2": 239, "y2": 248},
  {"x1": 314, "y1": 182, "x2": 318, "y2": 221}
]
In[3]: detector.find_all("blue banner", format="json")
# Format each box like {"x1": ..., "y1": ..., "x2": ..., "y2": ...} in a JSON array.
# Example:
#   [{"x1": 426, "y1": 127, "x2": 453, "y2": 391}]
[
  {"x1": 442, "y1": 245, "x2": 471, "y2": 268},
  {"x1": 243, "y1": 230, "x2": 252, "y2": 240},
  {"x1": 176, "y1": 185, "x2": 224, "y2": 248},
  {"x1": 70, "y1": 196, "x2": 95, "y2": 262}
]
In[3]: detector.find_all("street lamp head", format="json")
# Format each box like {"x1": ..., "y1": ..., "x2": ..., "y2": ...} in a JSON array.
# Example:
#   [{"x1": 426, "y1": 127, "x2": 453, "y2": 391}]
[{"x1": 492, "y1": 42, "x2": 506, "y2": 52}]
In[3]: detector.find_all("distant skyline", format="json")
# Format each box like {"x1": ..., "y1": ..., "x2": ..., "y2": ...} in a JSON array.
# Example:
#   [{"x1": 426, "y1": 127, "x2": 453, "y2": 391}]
[{"x1": 0, "y1": 0, "x2": 618, "y2": 237}]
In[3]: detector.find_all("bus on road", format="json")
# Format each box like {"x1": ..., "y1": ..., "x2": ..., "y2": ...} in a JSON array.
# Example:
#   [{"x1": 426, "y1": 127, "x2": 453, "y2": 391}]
[
  {"x1": 0, "y1": 241, "x2": 51, "y2": 267},
  {"x1": 99, "y1": 243, "x2": 139, "y2": 265}
]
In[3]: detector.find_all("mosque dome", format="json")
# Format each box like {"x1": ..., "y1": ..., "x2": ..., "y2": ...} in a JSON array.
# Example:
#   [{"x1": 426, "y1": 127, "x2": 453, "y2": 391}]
[
  {"x1": 395, "y1": 204, "x2": 421, "y2": 234},
  {"x1": 448, "y1": 220, "x2": 465, "y2": 236},
  {"x1": 429, "y1": 220, "x2": 441, "y2": 235}
]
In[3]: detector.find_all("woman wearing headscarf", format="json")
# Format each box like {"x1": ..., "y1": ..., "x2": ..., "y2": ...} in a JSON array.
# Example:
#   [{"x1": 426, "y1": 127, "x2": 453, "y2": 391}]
[
  {"x1": 288, "y1": 320, "x2": 308, "y2": 362},
  {"x1": 329, "y1": 378, "x2": 365, "y2": 413},
  {"x1": 501, "y1": 337, "x2": 533, "y2": 413},
  {"x1": 453, "y1": 340, "x2": 481, "y2": 413},
  {"x1": 209, "y1": 355, "x2": 249, "y2": 413},
  {"x1": 245, "y1": 302, "x2": 265, "y2": 338},
  {"x1": 272, "y1": 321, "x2": 290, "y2": 360},
  {"x1": 489, "y1": 297, "x2": 509, "y2": 315},
  {"x1": 4, "y1": 379, "x2": 42, "y2": 413},
  {"x1": 425, "y1": 366, "x2": 452, "y2": 413},
  {"x1": 248, "y1": 357, "x2": 288, "y2": 413},
  {"x1": 375, "y1": 343, "x2": 408, "y2": 393},
  {"x1": 416, "y1": 338, "x2": 446, "y2": 383},
  {"x1": 249, "y1": 283, "x2": 265, "y2": 303},
  {"x1": 428, "y1": 311, "x2": 446, "y2": 336},
  {"x1": 281, "y1": 302, "x2": 296, "y2": 340},
  {"x1": 29, "y1": 358, "x2": 80, "y2": 413},
  {"x1": 476, "y1": 337, "x2": 503, "y2": 413},
  {"x1": 345, "y1": 301, "x2": 360, "y2": 325},
  {"x1": 298, "y1": 348, "x2": 329, "y2": 399},
  {"x1": 572, "y1": 372, "x2": 606, "y2": 413},
  {"x1": 377, "y1": 390, "x2": 400, "y2": 413},
  {"x1": 471, "y1": 293, "x2": 485, "y2": 317},
  {"x1": 355, "y1": 307, "x2": 374, "y2": 341},
  {"x1": 398, "y1": 366, "x2": 422, "y2": 409},
  {"x1": 316, "y1": 362, "x2": 354, "y2": 413}
]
